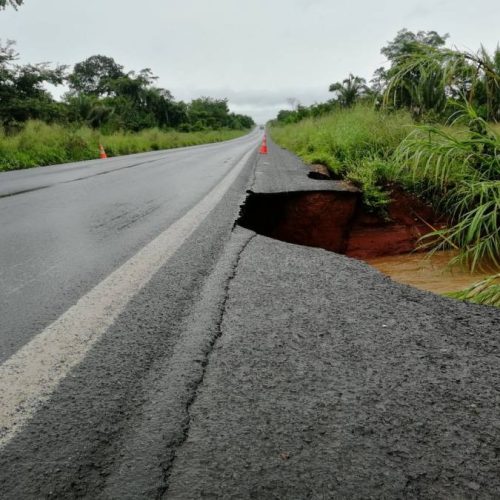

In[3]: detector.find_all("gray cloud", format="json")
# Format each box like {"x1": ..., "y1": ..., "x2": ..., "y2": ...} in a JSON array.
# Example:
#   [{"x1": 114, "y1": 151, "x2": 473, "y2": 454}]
[
  {"x1": 171, "y1": 86, "x2": 332, "y2": 123},
  {"x1": 1, "y1": 0, "x2": 499, "y2": 123}
]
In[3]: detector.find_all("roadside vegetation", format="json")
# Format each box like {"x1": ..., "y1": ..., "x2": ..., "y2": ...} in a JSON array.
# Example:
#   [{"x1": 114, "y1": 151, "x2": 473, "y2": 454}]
[
  {"x1": 271, "y1": 105, "x2": 413, "y2": 210},
  {"x1": 0, "y1": 40, "x2": 254, "y2": 170},
  {"x1": 0, "y1": 121, "x2": 246, "y2": 170},
  {"x1": 0, "y1": 0, "x2": 22, "y2": 9},
  {"x1": 270, "y1": 29, "x2": 500, "y2": 306}
]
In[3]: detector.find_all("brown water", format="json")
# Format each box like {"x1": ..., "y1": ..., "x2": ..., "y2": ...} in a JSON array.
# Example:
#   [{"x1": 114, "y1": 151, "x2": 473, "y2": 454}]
[{"x1": 365, "y1": 250, "x2": 491, "y2": 295}]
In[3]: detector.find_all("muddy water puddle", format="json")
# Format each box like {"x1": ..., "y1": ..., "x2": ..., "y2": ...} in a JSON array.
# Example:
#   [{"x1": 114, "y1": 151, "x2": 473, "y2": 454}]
[{"x1": 365, "y1": 250, "x2": 491, "y2": 295}]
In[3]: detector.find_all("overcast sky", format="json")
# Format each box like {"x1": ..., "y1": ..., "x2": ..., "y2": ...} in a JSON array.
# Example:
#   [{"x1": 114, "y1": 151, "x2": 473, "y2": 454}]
[{"x1": 1, "y1": 0, "x2": 499, "y2": 123}]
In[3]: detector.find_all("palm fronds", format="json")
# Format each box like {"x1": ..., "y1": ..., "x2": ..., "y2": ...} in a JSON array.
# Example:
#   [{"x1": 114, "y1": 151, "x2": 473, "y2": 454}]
[
  {"x1": 421, "y1": 196, "x2": 500, "y2": 272},
  {"x1": 394, "y1": 125, "x2": 481, "y2": 189},
  {"x1": 438, "y1": 181, "x2": 500, "y2": 271},
  {"x1": 447, "y1": 273, "x2": 500, "y2": 307},
  {"x1": 393, "y1": 104, "x2": 500, "y2": 276},
  {"x1": 384, "y1": 44, "x2": 500, "y2": 122},
  {"x1": 329, "y1": 74, "x2": 369, "y2": 108}
]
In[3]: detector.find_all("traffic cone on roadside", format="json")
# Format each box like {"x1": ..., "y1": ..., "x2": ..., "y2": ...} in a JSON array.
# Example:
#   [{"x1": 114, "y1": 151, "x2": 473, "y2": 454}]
[
  {"x1": 99, "y1": 144, "x2": 107, "y2": 159},
  {"x1": 259, "y1": 136, "x2": 268, "y2": 154}
]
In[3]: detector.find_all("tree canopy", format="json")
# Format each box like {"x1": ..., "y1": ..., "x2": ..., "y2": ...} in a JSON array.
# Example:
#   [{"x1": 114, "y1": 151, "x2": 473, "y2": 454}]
[
  {"x1": 383, "y1": 37, "x2": 500, "y2": 121},
  {"x1": 0, "y1": 40, "x2": 66, "y2": 129},
  {"x1": 380, "y1": 29, "x2": 448, "y2": 62},
  {"x1": 68, "y1": 55, "x2": 125, "y2": 96},
  {"x1": 380, "y1": 29, "x2": 450, "y2": 117},
  {"x1": 0, "y1": 43, "x2": 254, "y2": 133},
  {"x1": 329, "y1": 74, "x2": 369, "y2": 108}
]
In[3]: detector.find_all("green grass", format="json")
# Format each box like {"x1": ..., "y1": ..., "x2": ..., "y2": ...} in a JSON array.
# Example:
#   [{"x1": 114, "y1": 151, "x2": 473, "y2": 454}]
[
  {"x1": 447, "y1": 273, "x2": 500, "y2": 307},
  {"x1": 0, "y1": 121, "x2": 249, "y2": 171},
  {"x1": 270, "y1": 105, "x2": 412, "y2": 166},
  {"x1": 270, "y1": 105, "x2": 500, "y2": 306},
  {"x1": 270, "y1": 105, "x2": 414, "y2": 209}
]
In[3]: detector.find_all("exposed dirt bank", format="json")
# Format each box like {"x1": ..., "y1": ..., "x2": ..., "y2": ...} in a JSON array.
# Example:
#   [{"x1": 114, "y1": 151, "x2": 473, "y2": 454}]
[
  {"x1": 237, "y1": 191, "x2": 358, "y2": 254},
  {"x1": 238, "y1": 186, "x2": 444, "y2": 260}
]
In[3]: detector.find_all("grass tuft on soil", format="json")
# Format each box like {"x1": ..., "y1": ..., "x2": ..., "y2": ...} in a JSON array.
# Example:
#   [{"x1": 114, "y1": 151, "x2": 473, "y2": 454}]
[{"x1": 270, "y1": 104, "x2": 500, "y2": 306}]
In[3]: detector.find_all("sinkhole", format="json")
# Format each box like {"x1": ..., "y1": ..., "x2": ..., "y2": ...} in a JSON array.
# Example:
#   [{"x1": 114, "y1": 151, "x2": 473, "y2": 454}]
[{"x1": 236, "y1": 187, "x2": 441, "y2": 259}]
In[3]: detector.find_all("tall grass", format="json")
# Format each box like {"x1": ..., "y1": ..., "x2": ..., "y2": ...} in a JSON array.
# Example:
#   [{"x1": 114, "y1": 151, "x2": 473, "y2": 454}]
[
  {"x1": 271, "y1": 105, "x2": 500, "y2": 306},
  {"x1": 270, "y1": 105, "x2": 414, "y2": 209},
  {"x1": 0, "y1": 121, "x2": 248, "y2": 171},
  {"x1": 271, "y1": 105, "x2": 412, "y2": 168},
  {"x1": 393, "y1": 108, "x2": 500, "y2": 273}
]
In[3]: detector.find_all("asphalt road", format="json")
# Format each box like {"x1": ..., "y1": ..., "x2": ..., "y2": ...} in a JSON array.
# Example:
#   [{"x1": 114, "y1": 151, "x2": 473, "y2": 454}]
[
  {"x1": 0, "y1": 130, "x2": 263, "y2": 498},
  {"x1": 1, "y1": 133, "x2": 500, "y2": 499},
  {"x1": 0, "y1": 130, "x2": 259, "y2": 362}
]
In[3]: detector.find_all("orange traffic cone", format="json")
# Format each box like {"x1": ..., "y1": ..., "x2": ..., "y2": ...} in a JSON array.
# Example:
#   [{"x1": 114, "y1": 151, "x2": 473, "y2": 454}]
[
  {"x1": 99, "y1": 144, "x2": 107, "y2": 159},
  {"x1": 259, "y1": 138, "x2": 268, "y2": 154}
]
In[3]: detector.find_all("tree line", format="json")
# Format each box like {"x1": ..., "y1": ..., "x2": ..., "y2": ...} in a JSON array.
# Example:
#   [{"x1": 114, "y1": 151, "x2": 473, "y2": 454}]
[
  {"x1": 276, "y1": 29, "x2": 500, "y2": 124},
  {"x1": 0, "y1": 42, "x2": 254, "y2": 134}
]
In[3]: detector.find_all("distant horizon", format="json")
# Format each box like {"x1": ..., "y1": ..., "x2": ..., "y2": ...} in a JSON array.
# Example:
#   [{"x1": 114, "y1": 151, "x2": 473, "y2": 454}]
[{"x1": 1, "y1": 0, "x2": 499, "y2": 123}]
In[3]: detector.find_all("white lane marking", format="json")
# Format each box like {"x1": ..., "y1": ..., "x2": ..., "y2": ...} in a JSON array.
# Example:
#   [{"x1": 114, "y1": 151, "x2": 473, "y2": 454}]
[{"x1": 0, "y1": 146, "x2": 255, "y2": 448}]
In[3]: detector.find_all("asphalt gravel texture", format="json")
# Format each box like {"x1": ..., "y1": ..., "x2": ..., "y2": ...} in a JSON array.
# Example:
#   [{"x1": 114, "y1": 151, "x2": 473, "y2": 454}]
[
  {"x1": 0, "y1": 132, "x2": 259, "y2": 362},
  {"x1": 0, "y1": 132, "x2": 259, "y2": 497},
  {"x1": 1, "y1": 135, "x2": 500, "y2": 498},
  {"x1": 167, "y1": 229, "x2": 500, "y2": 498},
  {"x1": 250, "y1": 140, "x2": 358, "y2": 194}
]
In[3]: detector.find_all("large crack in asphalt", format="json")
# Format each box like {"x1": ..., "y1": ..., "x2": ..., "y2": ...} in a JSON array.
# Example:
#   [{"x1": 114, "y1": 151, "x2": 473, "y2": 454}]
[
  {"x1": 163, "y1": 144, "x2": 500, "y2": 497},
  {"x1": 157, "y1": 230, "x2": 257, "y2": 498},
  {"x1": 0, "y1": 149, "x2": 257, "y2": 499},
  {"x1": 88, "y1": 224, "x2": 258, "y2": 499},
  {"x1": 162, "y1": 230, "x2": 500, "y2": 498}
]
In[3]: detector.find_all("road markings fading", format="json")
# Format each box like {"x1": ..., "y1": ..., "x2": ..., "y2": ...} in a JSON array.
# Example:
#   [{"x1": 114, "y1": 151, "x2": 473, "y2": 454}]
[{"x1": 0, "y1": 147, "x2": 255, "y2": 449}]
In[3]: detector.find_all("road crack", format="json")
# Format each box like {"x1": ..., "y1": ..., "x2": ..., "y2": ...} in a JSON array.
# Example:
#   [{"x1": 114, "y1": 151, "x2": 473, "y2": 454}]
[{"x1": 158, "y1": 231, "x2": 256, "y2": 499}]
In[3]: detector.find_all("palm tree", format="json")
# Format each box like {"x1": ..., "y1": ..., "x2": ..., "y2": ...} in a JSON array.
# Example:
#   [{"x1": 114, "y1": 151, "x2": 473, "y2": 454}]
[
  {"x1": 329, "y1": 74, "x2": 368, "y2": 107},
  {"x1": 384, "y1": 43, "x2": 500, "y2": 122}
]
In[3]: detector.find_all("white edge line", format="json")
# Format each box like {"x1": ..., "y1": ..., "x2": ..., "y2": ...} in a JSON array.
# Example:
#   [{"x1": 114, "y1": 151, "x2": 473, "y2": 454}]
[{"x1": 0, "y1": 146, "x2": 255, "y2": 448}]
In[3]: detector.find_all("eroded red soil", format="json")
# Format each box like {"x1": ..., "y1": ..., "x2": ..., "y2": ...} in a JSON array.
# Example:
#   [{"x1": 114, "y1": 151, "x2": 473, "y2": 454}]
[
  {"x1": 346, "y1": 187, "x2": 445, "y2": 259},
  {"x1": 238, "y1": 186, "x2": 445, "y2": 259}
]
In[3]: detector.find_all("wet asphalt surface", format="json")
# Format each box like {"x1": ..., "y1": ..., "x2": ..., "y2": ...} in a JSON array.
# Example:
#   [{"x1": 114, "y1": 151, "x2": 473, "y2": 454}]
[
  {"x1": 0, "y1": 131, "x2": 260, "y2": 362},
  {"x1": 168, "y1": 229, "x2": 500, "y2": 498},
  {"x1": 1, "y1": 136, "x2": 500, "y2": 498}
]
